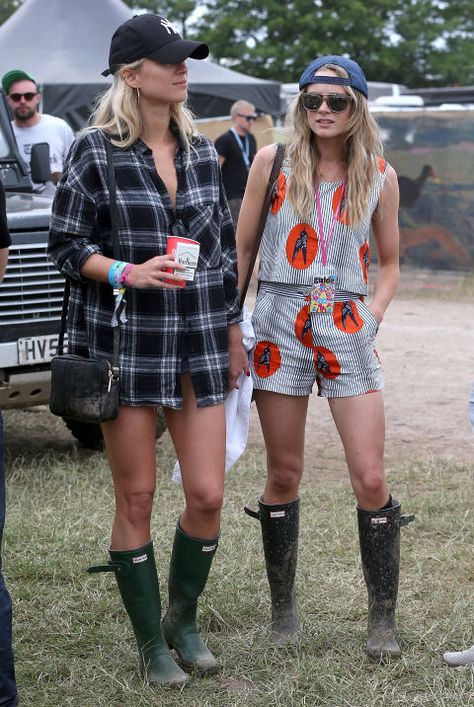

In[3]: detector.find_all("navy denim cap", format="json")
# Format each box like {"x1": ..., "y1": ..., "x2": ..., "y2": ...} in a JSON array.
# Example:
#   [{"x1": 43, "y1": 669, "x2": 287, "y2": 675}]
[
  {"x1": 298, "y1": 55, "x2": 368, "y2": 98},
  {"x1": 102, "y1": 14, "x2": 209, "y2": 77}
]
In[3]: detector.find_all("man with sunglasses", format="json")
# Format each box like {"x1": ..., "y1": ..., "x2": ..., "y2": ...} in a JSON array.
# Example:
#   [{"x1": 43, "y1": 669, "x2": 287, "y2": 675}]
[
  {"x1": 215, "y1": 100, "x2": 257, "y2": 226},
  {"x1": 2, "y1": 69, "x2": 74, "y2": 192}
]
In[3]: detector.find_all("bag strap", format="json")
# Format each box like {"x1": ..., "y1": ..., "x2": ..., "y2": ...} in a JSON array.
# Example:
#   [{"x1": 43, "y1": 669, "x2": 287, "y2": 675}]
[
  {"x1": 239, "y1": 142, "x2": 285, "y2": 309},
  {"x1": 57, "y1": 135, "x2": 121, "y2": 369}
]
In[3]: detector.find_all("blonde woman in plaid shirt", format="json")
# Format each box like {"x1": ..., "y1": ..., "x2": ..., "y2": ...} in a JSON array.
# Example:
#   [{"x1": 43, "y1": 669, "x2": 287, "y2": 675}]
[{"x1": 48, "y1": 15, "x2": 247, "y2": 688}]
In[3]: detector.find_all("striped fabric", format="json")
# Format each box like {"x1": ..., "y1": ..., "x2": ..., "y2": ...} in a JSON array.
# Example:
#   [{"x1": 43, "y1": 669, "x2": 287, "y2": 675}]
[
  {"x1": 259, "y1": 152, "x2": 388, "y2": 293},
  {"x1": 251, "y1": 151, "x2": 388, "y2": 398},
  {"x1": 48, "y1": 127, "x2": 241, "y2": 409}
]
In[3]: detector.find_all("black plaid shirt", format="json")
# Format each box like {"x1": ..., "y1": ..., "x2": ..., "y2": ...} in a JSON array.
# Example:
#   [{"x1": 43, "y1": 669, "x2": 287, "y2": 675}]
[{"x1": 48, "y1": 127, "x2": 241, "y2": 408}]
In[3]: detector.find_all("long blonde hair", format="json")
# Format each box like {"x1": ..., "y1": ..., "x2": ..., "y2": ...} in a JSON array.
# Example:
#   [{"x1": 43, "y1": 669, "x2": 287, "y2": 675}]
[
  {"x1": 87, "y1": 59, "x2": 198, "y2": 153},
  {"x1": 285, "y1": 64, "x2": 383, "y2": 224}
]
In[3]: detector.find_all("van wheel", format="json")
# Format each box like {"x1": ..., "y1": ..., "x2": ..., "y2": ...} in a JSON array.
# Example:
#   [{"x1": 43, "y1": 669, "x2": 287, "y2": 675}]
[
  {"x1": 63, "y1": 419, "x2": 104, "y2": 449},
  {"x1": 63, "y1": 408, "x2": 167, "y2": 450}
]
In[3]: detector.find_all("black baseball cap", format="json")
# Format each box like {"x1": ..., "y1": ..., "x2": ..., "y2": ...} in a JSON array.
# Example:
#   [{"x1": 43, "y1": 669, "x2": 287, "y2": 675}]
[{"x1": 102, "y1": 14, "x2": 209, "y2": 77}]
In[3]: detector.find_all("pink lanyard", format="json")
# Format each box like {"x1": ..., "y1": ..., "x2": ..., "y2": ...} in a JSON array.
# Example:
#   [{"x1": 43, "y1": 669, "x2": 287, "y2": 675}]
[{"x1": 315, "y1": 179, "x2": 346, "y2": 267}]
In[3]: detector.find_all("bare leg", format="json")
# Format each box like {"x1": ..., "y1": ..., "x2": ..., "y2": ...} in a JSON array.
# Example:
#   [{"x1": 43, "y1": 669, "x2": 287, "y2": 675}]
[
  {"x1": 165, "y1": 373, "x2": 225, "y2": 539},
  {"x1": 162, "y1": 373, "x2": 225, "y2": 673},
  {"x1": 251, "y1": 390, "x2": 308, "y2": 642},
  {"x1": 99, "y1": 407, "x2": 189, "y2": 686},
  {"x1": 328, "y1": 391, "x2": 389, "y2": 509},
  {"x1": 254, "y1": 390, "x2": 309, "y2": 503},
  {"x1": 329, "y1": 392, "x2": 403, "y2": 659},
  {"x1": 101, "y1": 406, "x2": 158, "y2": 550}
]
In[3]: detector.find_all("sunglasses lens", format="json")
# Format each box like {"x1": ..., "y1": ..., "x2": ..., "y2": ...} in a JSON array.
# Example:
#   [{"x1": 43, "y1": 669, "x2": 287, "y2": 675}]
[
  {"x1": 10, "y1": 92, "x2": 36, "y2": 102},
  {"x1": 302, "y1": 93, "x2": 323, "y2": 111},
  {"x1": 302, "y1": 93, "x2": 351, "y2": 113},
  {"x1": 328, "y1": 95, "x2": 350, "y2": 112}
]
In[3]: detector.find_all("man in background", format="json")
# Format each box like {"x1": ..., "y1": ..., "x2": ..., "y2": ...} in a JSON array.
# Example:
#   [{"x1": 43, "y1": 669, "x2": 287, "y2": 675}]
[
  {"x1": 0, "y1": 177, "x2": 18, "y2": 707},
  {"x1": 215, "y1": 99, "x2": 257, "y2": 226},
  {"x1": 2, "y1": 69, "x2": 74, "y2": 191}
]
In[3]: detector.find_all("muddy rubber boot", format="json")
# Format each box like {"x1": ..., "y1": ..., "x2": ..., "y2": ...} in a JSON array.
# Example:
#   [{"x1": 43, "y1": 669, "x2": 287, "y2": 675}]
[
  {"x1": 161, "y1": 522, "x2": 219, "y2": 675},
  {"x1": 245, "y1": 497, "x2": 300, "y2": 645},
  {"x1": 357, "y1": 499, "x2": 414, "y2": 659},
  {"x1": 88, "y1": 542, "x2": 190, "y2": 687}
]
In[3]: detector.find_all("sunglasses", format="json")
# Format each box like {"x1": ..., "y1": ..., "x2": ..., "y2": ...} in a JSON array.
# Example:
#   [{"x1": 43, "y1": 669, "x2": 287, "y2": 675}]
[
  {"x1": 237, "y1": 113, "x2": 257, "y2": 122},
  {"x1": 301, "y1": 92, "x2": 352, "y2": 113},
  {"x1": 8, "y1": 92, "x2": 38, "y2": 102}
]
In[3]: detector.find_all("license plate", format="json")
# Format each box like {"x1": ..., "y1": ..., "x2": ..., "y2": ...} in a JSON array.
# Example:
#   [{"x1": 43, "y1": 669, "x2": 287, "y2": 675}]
[{"x1": 18, "y1": 335, "x2": 61, "y2": 365}]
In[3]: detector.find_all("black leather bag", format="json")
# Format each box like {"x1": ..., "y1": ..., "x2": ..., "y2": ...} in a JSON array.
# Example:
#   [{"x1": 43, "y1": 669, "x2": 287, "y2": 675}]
[
  {"x1": 49, "y1": 137, "x2": 121, "y2": 423},
  {"x1": 50, "y1": 353, "x2": 119, "y2": 422}
]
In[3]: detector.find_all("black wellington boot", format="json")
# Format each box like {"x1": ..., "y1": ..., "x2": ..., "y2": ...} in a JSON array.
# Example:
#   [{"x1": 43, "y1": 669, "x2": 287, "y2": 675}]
[
  {"x1": 88, "y1": 542, "x2": 190, "y2": 687},
  {"x1": 161, "y1": 522, "x2": 220, "y2": 675},
  {"x1": 357, "y1": 499, "x2": 414, "y2": 659},
  {"x1": 245, "y1": 497, "x2": 300, "y2": 644}
]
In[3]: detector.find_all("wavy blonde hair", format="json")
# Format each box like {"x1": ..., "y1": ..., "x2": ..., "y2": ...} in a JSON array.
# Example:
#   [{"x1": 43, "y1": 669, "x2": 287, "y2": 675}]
[
  {"x1": 285, "y1": 64, "x2": 383, "y2": 224},
  {"x1": 86, "y1": 59, "x2": 198, "y2": 153}
]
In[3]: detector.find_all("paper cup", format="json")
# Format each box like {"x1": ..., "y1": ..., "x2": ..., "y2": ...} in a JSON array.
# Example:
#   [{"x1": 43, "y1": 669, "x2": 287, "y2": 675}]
[{"x1": 165, "y1": 236, "x2": 200, "y2": 287}]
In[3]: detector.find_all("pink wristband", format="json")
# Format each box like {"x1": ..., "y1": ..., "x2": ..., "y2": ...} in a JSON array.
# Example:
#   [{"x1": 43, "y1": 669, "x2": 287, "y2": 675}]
[{"x1": 120, "y1": 263, "x2": 135, "y2": 288}]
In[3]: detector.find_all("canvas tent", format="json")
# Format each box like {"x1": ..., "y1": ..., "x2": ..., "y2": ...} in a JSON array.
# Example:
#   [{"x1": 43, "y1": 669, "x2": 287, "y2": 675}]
[{"x1": 0, "y1": 0, "x2": 281, "y2": 130}]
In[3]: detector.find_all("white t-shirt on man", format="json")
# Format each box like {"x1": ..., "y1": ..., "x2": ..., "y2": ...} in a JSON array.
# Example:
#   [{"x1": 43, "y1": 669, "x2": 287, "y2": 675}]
[{"x1": 12, "y1": 113, "x2": 75, "y2": 188}]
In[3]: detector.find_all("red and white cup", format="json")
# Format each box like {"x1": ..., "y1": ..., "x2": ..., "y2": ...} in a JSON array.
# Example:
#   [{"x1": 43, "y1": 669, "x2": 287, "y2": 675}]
[{"x1": 165, "y1": 236, "x2": 200, "y2": 287}]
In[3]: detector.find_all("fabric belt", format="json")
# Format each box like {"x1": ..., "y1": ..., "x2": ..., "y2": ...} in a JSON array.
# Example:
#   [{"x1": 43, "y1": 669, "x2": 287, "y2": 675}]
[{"x1": 259, "y1": 281, "x2": 364, "y2": 302}]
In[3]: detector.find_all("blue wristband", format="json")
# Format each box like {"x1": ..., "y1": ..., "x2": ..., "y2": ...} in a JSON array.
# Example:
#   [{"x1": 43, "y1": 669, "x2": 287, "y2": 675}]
[{"x1": 108, "y1": 261, "x2": 128, "y2": 288}]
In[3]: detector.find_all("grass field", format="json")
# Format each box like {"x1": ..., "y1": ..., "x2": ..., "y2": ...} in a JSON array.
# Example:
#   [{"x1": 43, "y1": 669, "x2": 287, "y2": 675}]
[{"x1": 3, "y1": 427, "x2": 474, "y2": 706}]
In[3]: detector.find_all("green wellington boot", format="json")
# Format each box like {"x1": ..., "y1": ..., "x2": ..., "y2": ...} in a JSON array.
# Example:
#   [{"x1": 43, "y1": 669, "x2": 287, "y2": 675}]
[
  {"x1": 245, "y1": 497, "x2": 300, "y2": 644},
  {"x1": 357, "y1": 499, "x2": 414, "y2": 659},
  {"x1": 161, "y1": 522, "x2": 219, "y2": 675},
  {"x1": 88, "y1": 541, "x2": 190, "y2": 687}
]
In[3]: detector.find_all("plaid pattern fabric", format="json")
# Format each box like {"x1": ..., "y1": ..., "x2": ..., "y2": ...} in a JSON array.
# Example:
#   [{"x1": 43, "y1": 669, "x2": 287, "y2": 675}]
[{"x1": 48, "y1": 128, "x2": 241, "y2": 408}]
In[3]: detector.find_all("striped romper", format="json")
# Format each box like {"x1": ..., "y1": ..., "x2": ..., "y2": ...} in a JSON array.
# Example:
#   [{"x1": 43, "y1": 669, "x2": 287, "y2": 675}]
[{"x1": 250, "y1": 154, "x2": 389, "y2": 398}]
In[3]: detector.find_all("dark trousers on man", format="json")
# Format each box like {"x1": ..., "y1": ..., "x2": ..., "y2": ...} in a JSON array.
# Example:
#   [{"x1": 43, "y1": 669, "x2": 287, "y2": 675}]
[{"x1": 0, "y1": 412, "x2": 18, "y2": 707}]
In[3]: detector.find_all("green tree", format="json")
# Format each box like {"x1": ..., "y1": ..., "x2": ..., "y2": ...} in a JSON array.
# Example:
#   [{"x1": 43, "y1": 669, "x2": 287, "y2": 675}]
[
  {"x1": 0, "y1": 0, "x2": 24, "y2": 25},
  {"x1": 193, "y1": 0, "x2": 474, "y2": 88},
  {"x1": 124, "y1": 0, "x2": 474, "y2": 87},
  {"x1": 125, "y1": 1, "x2": 198, "y2": 37}
]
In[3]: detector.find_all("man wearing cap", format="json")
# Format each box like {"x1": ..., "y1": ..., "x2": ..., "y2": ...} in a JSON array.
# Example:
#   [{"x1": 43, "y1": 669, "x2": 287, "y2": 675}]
[
  {"x1": 215, "y1": 100, "x2": 257, "y2": 226},
  {"x1": 2, "y1": 70, "x2": 74, "y2": 191}
]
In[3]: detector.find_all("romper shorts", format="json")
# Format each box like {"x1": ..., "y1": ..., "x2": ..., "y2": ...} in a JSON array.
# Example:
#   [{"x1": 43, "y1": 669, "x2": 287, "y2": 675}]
[{"x1": 250, "y1": 282, "x2": 383, "y2": 398}]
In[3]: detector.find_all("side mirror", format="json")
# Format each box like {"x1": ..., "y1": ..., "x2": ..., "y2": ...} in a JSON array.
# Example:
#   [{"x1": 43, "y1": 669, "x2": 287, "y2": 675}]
[{"x1": 30, "y1": 142, "x2": 51, "y2": 184}]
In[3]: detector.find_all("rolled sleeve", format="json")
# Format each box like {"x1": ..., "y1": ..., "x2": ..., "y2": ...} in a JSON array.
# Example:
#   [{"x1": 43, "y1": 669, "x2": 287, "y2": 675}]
[{"x1": 47, "y1": 133, "x2": 103, "y2": 280}]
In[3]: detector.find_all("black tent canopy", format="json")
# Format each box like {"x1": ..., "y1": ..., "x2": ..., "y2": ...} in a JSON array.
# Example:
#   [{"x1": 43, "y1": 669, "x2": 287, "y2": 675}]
[{"x1": 0, "y1": 0, "x2": 281, "y2": 130}]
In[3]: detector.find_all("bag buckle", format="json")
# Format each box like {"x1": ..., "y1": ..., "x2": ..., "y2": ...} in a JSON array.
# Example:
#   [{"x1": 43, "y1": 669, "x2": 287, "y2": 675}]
[{"x1": 108, "y1": 365, "x2": 120, "y2": 392}]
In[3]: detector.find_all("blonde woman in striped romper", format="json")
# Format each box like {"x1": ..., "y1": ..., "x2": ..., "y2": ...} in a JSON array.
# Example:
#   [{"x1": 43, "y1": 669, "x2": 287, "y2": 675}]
[{"x1": 237, "y1": 56, "x2": 414, "y2": 659}]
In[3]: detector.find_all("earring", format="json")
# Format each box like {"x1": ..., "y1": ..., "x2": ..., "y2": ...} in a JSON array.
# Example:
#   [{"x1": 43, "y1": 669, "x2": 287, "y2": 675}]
[{"x1": 136, "y1": 87, "x2": 140, "y2": 100}]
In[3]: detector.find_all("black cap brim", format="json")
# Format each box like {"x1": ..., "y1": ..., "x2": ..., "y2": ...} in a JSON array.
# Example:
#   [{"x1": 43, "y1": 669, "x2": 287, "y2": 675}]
[{"x1": 101, "y1": 39, "x2": 209, "y2": 77}]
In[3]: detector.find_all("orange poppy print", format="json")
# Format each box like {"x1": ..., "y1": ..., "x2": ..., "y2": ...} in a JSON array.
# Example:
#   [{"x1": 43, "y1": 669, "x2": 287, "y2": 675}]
[
  {"x1": 332, "y1": 184, "x2": 350, "y2": 225},
  {"x1": 286, "y1": 223, "x2": 318, "y2": 269},
  {"x1": 333, "y1": 300, "x2": 364, "y2": 334},
  {"x1": 359, "y1": 241, "x2": 371, "y2": 283},
  {"x1": 313, "y1": 346, "x2": 341, "y2": 380},
  {"x1": 294, "y1": 305, "x2": 313, "y2": 348},
  {"x1": 271, "y1": 172, "x2": 287, "y2": 214},
  {"x1": 253, "y1": 340, "x2": 281, "y2": 378},
  {"x1": 377, "y1": 156, "x2": 386, "y2": 173}
]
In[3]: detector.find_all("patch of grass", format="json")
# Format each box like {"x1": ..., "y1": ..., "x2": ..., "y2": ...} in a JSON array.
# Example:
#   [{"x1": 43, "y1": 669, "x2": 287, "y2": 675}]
[{"x1": 3, "y1": 434, "x2": 474, "y2": 706}]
